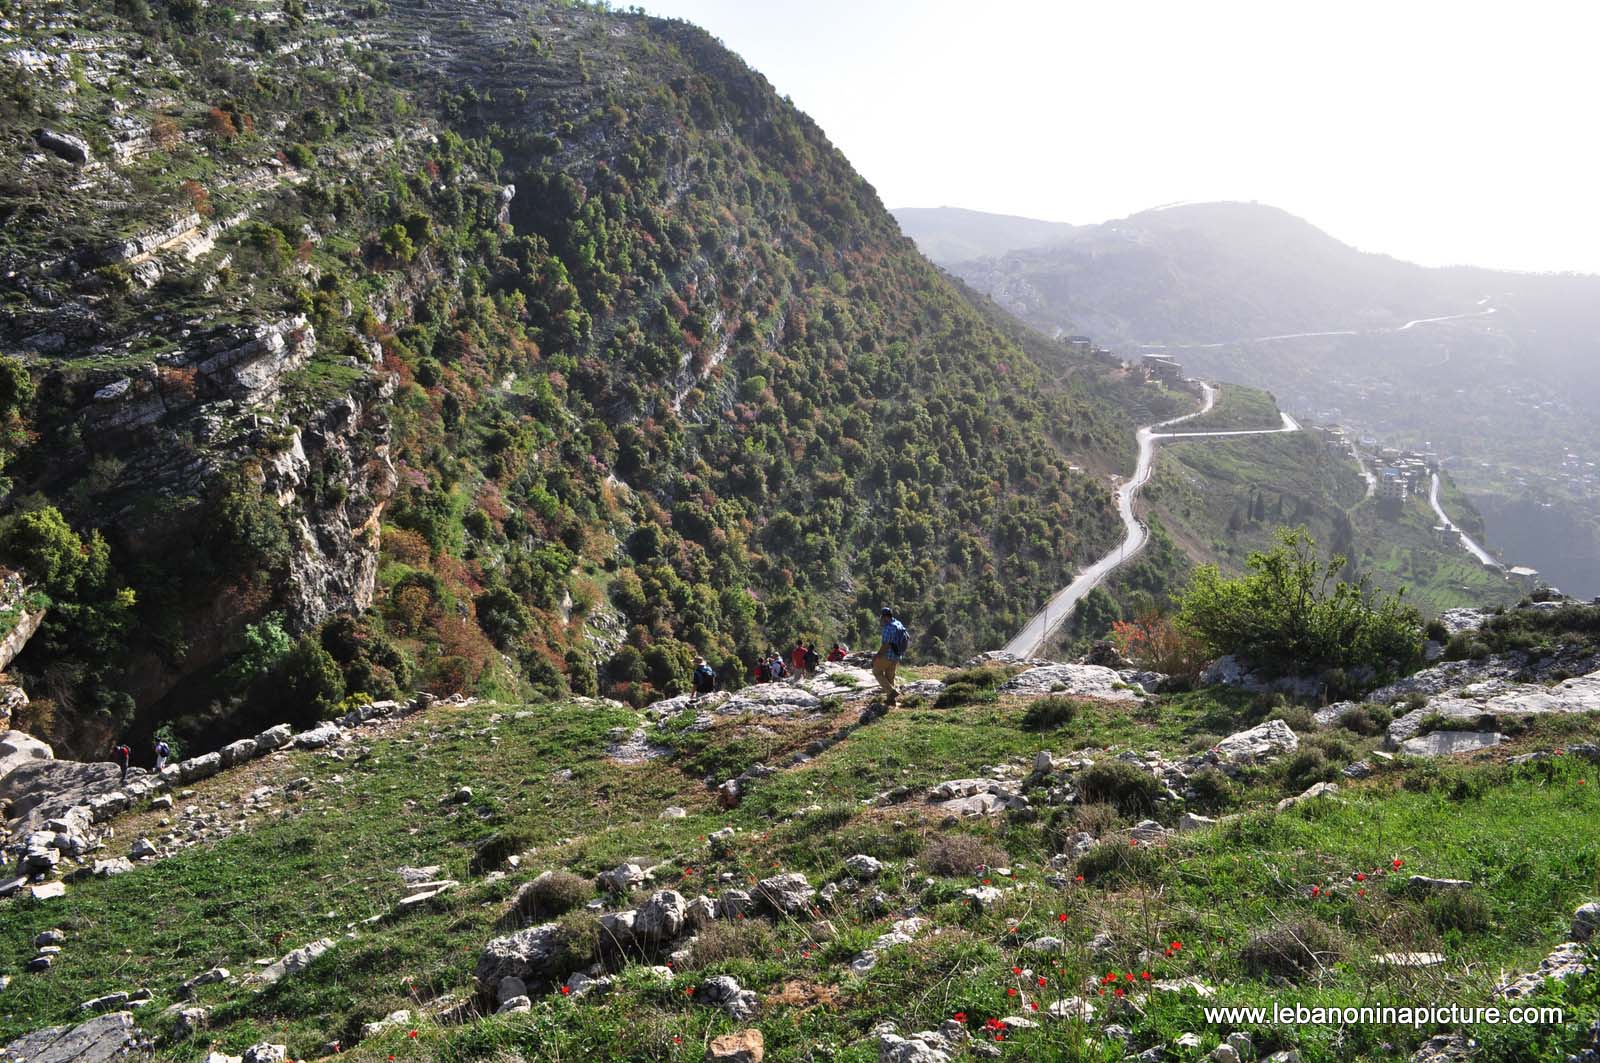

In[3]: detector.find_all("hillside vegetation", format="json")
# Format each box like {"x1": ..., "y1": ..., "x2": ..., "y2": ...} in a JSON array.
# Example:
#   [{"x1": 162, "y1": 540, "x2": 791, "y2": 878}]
[{"x1": 0, "y1": 0, "x2": 1159, "y2": 753}]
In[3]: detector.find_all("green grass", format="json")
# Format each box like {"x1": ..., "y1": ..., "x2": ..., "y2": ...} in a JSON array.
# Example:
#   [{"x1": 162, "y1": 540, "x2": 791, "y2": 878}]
[
  {"x1": 1180, "y1": 383, "x2": 1283, "y2": 433},
  {"x1": 2, "y1": 689, "x2": 1597, "y2": 1062}
]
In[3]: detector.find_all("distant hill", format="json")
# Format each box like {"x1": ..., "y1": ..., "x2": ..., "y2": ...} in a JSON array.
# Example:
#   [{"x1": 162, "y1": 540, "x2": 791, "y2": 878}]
[
  {"x1": 891, "y1": 206, "x2": 1078, "y2": 265},
  {"x1": 905, "y1": 202, "x2": 1600, "y2": 597}
]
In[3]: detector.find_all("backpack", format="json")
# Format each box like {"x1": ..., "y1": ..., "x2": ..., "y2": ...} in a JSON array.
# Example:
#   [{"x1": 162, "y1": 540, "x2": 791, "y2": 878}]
[
  {"x1": 887, "y1": 619, "x2": 910, "y2": 657},
  {"x1": 156, "y1": 741, "x2": 170, "y2": 756},
  {"x1": 694, "y1": 663, "x2": 716, "y2": 690}
]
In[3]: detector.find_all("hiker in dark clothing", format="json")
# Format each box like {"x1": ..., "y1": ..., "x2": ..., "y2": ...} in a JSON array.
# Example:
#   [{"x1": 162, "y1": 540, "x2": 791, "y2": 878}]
[
  {"x1": 112, "y1": 743, "x2": 131, "y2": 784},
  {"x1": 803, "y1": 642, "x2": 821, "y2": 674},
  {"x1": 692, "y1": 656, "x2": 717, "y2": 702}
]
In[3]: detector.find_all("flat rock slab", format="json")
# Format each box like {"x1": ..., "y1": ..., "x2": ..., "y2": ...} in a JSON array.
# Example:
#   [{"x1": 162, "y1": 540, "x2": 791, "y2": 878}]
[
  {"x1": 1206, "y1": 719, "x2": 1299, "y2": 765},
  {"x1": 1000, "y1": 664, "x2": 1138, "y2": 702},
  {"x1": 1377, "y1": 952, "x2": 1445, "y2": 967},
  {"x1": 1, "y1": 1011, "x2": 141, "y2": 1063},
  {"x1": 1387, "y1": 667, "x2": 1600, "y2": 747},
  {"x1": 1398, "y1": 731, "x2": 1502, "y2": 757}
]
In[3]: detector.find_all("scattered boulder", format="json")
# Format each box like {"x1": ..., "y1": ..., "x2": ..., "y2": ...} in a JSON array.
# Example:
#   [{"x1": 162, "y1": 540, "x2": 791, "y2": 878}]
[
  {"x1": 596, "y1": 862, "x2": 647, "y2": 893},
  {"x1": 709, "y1": 1028, "x2": 764, "y2": 1063},
  {"x1": 32, "y1": 128, "x2": 92, "y2": 165},
  {"x1": 1572, "y1": 902, "x2": 1600, "y2": 943},
  {"x1": 257, "y1": 939, "x2": 334, "y2": 984},
  {"x1": 1208, "y1": 720, "x2": 1299, "y2": 765},
  {"x1": 698, "y1": 974, "x2": 760, "y2": 1020},
  {"x1": 877, "y1": 1031, "x2": 951, "y2": 1063},
  {"x1": 475, "y1": 924, "x2": 568, "y2": 992},
  {"x1": 242, "y1": 1043, "x2": 287, "y2": 1063},
  {"x1": 755, "y1": 872, "x2": 815, "y2": 915},
  {"x1": 360, "y1": 1010, "x2": 411, "y2": 1038},
  {"x1": 1407, "y1": 876, "x2": 1474, "y2": 894},
  {"x1": 845, "y1": 854, "x2": 883, "y2": 880}
]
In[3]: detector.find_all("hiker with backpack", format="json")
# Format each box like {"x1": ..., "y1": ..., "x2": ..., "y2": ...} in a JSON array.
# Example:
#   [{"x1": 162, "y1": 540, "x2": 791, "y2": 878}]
[
  {"x1": 154, "y1": 738, "x2": 171, "y2": 773},
  {"x1": 692, "y1": 656, "x2": 717, "y2": 702},
  {"x1": 803, "y1": 642, "x2": 821, "y2": 675},
  {"x1": 873, "y1": 607, "x2": 910, "y2": 704},
  {"x1": 112, "y1": 742, "x2": 131, "y2": 784}
]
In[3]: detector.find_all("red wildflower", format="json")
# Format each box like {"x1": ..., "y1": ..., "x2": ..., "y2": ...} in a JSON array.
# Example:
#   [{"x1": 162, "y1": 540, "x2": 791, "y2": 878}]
[
  {"x1": 983, "y1": 878, "x2": 992, "y2": 885},
  {"x1": 1311, "y1": 886, "x2": 1321, "y2": 897},
  {"x1": 1140, "y1": 970, "x2": 1151, "y2": 980},
  {"x1": 1355, "y1": 872, "x2": 1366, "y2": 882},
  {"x1": 1114, "y1": 986, "x2": 1125, "y2": 997},
  {"x1": 1358, "y1": 888, "x2": 1367, "y2": 897},
  {"x1": 560, "y1": 985, "x2": 570, "y2": 995},
  {"x1": 952, "y1": 1012, "x2": 967, "y2": 1023},
  {"x1": 1074, "y1": 875, "x2": 1084, "y2": 884},
  {"x1": 407, "y1": 1031, "x2": 417, "y2": 1039},
  {"x1": 1007, "y1": 987, "x2": 1017, "y2": 997},
  {"x1": 1123, "y1": 972, "x2": 1134, "y2": 982},
  {"x1": 1029, "y1": 1001, "x2": 1038, "y2": 1011},
  {"x1": 1129, "y1": 838, "x2": 1138, "y2": 847},
  {"x1": 1058, "y1": 912, "x2": 1070, "y2": 922},
  {"x1": 1037, "y1": 976, "x2": 1047, "y2": 986},
  {"x1": 1393, "y1": 858, "x2": 1404, "y2": 870},
  {"x1": 1169, "y1": 940, "x2": 1183, "y2": 951},
  {"x1": 1012, "y1": 966, "x2": 1022, "y2": 975},
  {"x1": 685, "y1": 986, "x2": 695, "y2": 996}
]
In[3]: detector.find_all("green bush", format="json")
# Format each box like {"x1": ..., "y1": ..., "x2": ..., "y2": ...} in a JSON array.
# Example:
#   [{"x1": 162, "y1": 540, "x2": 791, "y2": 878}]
[
  {"x1": 1076, "y1": 760, "x2": 1162, "y2": 816},
  {"x1": 1178, "y1": 527, "x2": 1422, "y2": 681},
  {"x1": 1336, "y1": 703, "x2": 1390, "y2": 736},
  {"x1": 1266, "y1": 704, "x2": 1317, "y2": 733},
  {"x1": 2, "y1": 507, "x2": 109, "y2": 598},
  {"x1": 1187, "y1": 765, "x2": 1235, "y2": 809},
  {"x1": 934, "y1": 666, "x2": 1007, "y2": 708},
  {"x1": 515, "y1": 870, "x2": 592, "y2": 920},
  {"x1": 272, "y1": 636, "x2": 344, "y2": 725},
  {"x1": 1021, "y1": 695, "x2": 1081, "y2": 731},
  {"x1": 1074, "y1": 837, "x2": 1163, "y2": 884}
]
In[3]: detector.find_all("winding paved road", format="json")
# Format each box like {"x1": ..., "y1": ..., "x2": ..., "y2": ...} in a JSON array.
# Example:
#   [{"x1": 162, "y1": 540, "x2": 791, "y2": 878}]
[
  {"x1": 1428, "y1": 472, "x2": 1500, "y2": 569},
  {"x1": 1003, "y1": 382, "x2": 1301, "y2": 658}
]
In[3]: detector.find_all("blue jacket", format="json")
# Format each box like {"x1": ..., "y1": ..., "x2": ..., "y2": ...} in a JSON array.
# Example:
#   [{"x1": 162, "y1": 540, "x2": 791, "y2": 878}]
[{"x1": 881, "y1": 619, "x2": 908, "y2": 660}]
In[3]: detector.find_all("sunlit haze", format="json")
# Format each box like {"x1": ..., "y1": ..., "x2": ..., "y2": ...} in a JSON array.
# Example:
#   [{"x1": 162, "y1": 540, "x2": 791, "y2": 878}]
[{"x1": 638, "y1": 0, "x2": 1600, "y2": 274}]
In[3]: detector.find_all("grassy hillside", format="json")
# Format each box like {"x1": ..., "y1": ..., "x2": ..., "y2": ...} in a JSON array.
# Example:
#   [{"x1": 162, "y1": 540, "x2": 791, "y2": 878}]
[{"x1": 3, "y1": 676, "x2": 1596, "y2": 1062}]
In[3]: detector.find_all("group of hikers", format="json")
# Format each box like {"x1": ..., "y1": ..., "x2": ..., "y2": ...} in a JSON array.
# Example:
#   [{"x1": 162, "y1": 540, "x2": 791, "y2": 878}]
[
  {"x1": 109, "y1": 738, "x2": 171, "y2": 783},
  {"x1": 690, "y1": 607, "x2": 911, "y2": 705}
]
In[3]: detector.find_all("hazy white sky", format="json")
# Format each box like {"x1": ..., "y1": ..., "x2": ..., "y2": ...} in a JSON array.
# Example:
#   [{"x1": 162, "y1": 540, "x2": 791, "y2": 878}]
[{"x1": 637, "y1": 0, "x2": 1600, "y2": 274}]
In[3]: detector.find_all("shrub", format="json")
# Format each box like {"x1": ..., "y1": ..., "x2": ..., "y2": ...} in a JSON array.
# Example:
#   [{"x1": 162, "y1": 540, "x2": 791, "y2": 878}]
[
  {"x1": 921, "y1": 832, "x2": 1007, "y2": 877},
  {"x1": 687, "y1": 918, "x2": 778, "y2": 969},
  {"x1": 934, "y1": 666, "x2": 1007, "y2": 708},
  {"x1": 1425, "y1": 618, "x2": 1449, "y2": 643},
  {"x1": 1076, "y1": 760, "x2": 1162, "y2": 816},
  {"x1": 515, "y1": 870, "x2": 591, "y2": 920},
  {"x1": 1281, "y1": 748, "x2": 1337, "y2": 791},
  {"x1": 2, "y1": 507, "x2": 109, "y2": 598},
  {"x1": 1074, "y1": 838, "x2": 1163, "y2": 885},
  {"x1": 1178, "y1": 527, "x2": 1422, "y2": 680},
  {"x1": 1336, "y1": 703, "x2": 1390, "y2": 736},
  {"x1": 1108, "y1": 609, "x2": 1208, "y2": 683},
  {"x1": 1021, "y1": 695, "x2": 1081, "y2": 731},
  {"x1": 1266, "y1": 704, "x2": 1317, "y2": 733},
  {"x1": 1187, "y1": 765, "x2": 1234, "y2": 809},
  {"x1": 1239, "y1": 917, "x2": 1340, "y2": 980},
  {"x1": 1427, "y1": 890, "x2": 1491, "y2": 934},
  {"x1": 272, "y1": 636, "x2": 344, "y2": 725}
]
